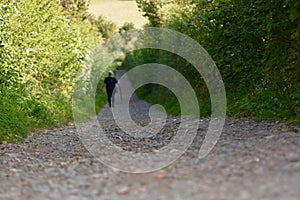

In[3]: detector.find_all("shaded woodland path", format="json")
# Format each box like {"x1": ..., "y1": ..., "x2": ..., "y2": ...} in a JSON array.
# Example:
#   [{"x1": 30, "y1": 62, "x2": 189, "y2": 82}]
[{"x1": 0, "y1": 71, "x2": 300, "y2": 200}]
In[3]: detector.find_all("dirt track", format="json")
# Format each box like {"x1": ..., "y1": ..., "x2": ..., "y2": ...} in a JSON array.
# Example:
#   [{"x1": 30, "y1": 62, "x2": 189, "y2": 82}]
[{"x1": 0, "y1": 71, "x2": 299, "y2": 200}]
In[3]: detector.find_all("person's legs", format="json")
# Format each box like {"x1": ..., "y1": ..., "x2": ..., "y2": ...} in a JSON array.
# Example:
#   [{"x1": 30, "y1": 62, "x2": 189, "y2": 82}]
[{"x1": 107, "y1": 90, "x2": 113, "y2": 107}]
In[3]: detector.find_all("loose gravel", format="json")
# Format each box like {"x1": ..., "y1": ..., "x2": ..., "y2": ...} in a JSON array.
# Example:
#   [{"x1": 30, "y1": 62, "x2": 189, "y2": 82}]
[{"x1": 0, "y1": 71, "x2": 299, "y2": 200}]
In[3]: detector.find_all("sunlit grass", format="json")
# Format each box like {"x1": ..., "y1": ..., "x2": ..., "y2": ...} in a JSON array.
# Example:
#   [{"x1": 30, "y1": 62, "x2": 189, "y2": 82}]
[{"x1": 89, "y1": 0, "x2": 148, "y2": 27}]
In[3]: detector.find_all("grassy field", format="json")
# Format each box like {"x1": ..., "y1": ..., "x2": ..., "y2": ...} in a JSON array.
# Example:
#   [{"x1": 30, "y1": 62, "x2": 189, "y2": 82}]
[{"x1": 89, "y1": 0, "x2": 148, "y2": 27}]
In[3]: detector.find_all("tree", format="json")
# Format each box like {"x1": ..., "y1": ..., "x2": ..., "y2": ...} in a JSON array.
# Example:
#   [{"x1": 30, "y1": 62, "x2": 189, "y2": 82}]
[
  {"x1": 59, "y1": 0, "x2": 90, "y2": 21},
  {"x1": 119, "y1": 22, "x2": 135, "y2": 33},
  {"x1": 94, "y1": 15, "x2": 118, "y2": 39}
]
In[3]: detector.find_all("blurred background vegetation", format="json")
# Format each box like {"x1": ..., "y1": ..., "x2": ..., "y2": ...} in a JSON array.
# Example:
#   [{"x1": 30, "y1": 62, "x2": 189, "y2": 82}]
[
  {"x1": 0, "y1": 0, "x2": 299, "y2": 143},
  {"x1": 123, "y1": 0, "x2": 299, "y2": 124}
]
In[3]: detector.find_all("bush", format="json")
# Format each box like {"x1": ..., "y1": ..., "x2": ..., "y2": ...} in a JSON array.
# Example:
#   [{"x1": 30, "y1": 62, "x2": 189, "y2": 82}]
[
  {"x1": 93, "y1": 15, "x2": 118, "y2": 39},
  {"x1": 0, "y1": 0, "x2": 101, "y2": 142},
  {"x1": 119, "y1": 22, "x2": 135, "y2": 33},
  {"x1": 0, "y1": 95, "x2": 29, "y2": 143},
  {"x1": 133, "y1": 0, "x2": 299, "y2": 123}
]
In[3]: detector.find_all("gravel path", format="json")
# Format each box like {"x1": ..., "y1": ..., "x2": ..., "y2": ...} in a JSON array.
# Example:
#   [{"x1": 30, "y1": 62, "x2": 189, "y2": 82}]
[{"x1": 0, "y1": 71, "x2": 300, "y2": 200}]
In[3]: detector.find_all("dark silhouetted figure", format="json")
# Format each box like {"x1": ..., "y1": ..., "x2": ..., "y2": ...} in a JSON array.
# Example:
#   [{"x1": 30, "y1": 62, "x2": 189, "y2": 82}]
[{"x1": 102, "y1": 70, "x2": 118, "y2": 107}]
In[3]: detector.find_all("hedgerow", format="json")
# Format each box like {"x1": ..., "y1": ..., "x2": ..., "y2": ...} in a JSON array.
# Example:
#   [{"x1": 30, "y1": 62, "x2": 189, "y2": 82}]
[
  {"x1": 127, "y1": 0, "x2": 299, "y2": 123},
  {"x1": 0, "y1": 0, "x2": 103, "y2": 142}
]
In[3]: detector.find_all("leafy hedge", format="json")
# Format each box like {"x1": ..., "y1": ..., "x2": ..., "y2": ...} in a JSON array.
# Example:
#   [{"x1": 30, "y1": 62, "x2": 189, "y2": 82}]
[
  {"x1": 0, "y1": 0, "x2": 102, "y2": 142},
  {"x1": 130, "y1": 0, "x2": 299, "y2": 123}
]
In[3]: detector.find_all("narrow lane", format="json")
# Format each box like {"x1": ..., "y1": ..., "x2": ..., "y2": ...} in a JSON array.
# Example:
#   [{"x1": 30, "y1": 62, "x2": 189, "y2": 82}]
[{"x1": 0, "y1": 71, "x2": 299, "y2": 199}]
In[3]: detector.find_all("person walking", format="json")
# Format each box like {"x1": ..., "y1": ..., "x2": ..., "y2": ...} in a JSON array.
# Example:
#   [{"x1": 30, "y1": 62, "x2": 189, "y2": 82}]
[{"x1": 102, "y1": 70, "x2": 120, "y2": 107}]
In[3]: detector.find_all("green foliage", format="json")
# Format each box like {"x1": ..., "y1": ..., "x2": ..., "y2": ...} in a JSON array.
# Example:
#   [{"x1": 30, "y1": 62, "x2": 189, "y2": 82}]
[
  {"x1": 0, "y1": 95, "x2": 29, "y2": 143},
  {"x1": 187, "y1": 0, "x2": 300, "y2": 122},
  {"x1": 119, "y1": 22, "x2": 135, "y2": 33},
  {"x1": 132, "y1": 0, "x2": 299, "y2": 123},
  {"x1": 1, "y1": 0, "x2": 89, "y2": 98},
  {"x1": 59, "y1": 0, "x2": 91, "y2": 21},
  {"x1": 93, "y1": 15, "x2": 118, "y2": 39},
  {"x1": 58, "y1": 0, "x2": 118, "y2": 41},
  {"x1": 0, "y1": 0, "x2": 101, "y2": 142},
  {"x1": 136, "y1": 0, "x2": 165, "y2": 27},
  {"x1": 122, "y1": 48, "x2": 212, "y2": 117}
]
